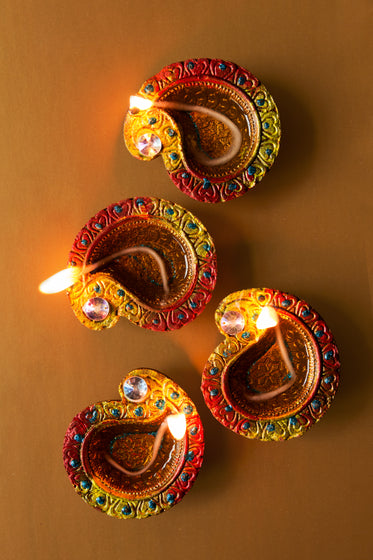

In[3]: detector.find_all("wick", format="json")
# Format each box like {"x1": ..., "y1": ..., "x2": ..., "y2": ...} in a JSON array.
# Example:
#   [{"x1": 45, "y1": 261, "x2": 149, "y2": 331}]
[
  {"x1": 250, "y1": 307, "x2": 297, "y2": 402},
  {"x1": 105, "y1": 420, "x2": 167, "y2": 477},
  {"x1": 82, "y1": 246, "x2": 170, "y2": 296},
  {"x1": 105, "y1": 414, "x2": 187, "y2": 477},
  {"x1": 131, "y1": 97, "x2": 242, "y2": 166}
]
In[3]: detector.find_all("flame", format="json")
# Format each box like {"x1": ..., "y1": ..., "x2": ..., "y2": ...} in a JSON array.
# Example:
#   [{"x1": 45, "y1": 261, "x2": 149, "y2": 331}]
[
  {"x1": 39, "y1": 267, "x2": 82, "y2": 294},
  {"x1": 256, "y1": 306, "x2": 279, "y2": 329},
  {"x1": 129, "y1": 95, "x2": 153, "y2": 111},
  {"x1": 166, "y1": 414, "x2": 187, "y2": 440}
]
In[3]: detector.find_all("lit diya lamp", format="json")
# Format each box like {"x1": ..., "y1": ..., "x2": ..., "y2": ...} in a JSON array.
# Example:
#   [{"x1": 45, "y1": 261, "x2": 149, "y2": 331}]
[
  {"x1": 39, "y1": 197, "x2": 217, "y2": 331},
  {"x1": 63, "y1": 369, "x2": 204, "y2": 519},
  {"x1": 124, "y1": 58, "x2": 280, "y2": 203},
  {"x1": 201, "y1": 289, "x2": 340, "y2": 441}
]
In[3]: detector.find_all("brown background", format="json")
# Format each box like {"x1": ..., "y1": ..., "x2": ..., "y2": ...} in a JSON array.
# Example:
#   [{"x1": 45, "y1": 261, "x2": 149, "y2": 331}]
[{"x1": 1, "y1": 1, "x2": 372, "y2": 559}]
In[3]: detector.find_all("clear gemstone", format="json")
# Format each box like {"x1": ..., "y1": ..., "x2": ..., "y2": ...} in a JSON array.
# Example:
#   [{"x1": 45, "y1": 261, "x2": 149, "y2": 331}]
[
  {"x1": 136, "y1": 133, "x2": 162, "y2": 157},
  {"x1": 220, "y1": 310, "x2": 245, "y2": 335},
  {"x1": 82, "y1": 297, "x2": 110, "y2": 321},
  {"x1": 123, "y1": 376, "x2": 148, "y2": 402}
]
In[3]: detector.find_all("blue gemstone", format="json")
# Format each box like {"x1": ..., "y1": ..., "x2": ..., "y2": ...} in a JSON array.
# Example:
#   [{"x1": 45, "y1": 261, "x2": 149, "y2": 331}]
[
  {"x1": 190, "y1": 426, "x2": 198, "y2": 435},
  {"x1": 203, "y1": 271, "x2": 211, "y2": 278},
  {"x1": 148, "y1": 117, "x2": 157, "y2": 125},
  {"x1": 312, "y1": 399, "x2": 321, "y2": 409},
  {"x1": 302, "y1": 309, "x2": 311, "y2": 317},
  {"x1": 135, "y1": 407, "x2": 143, "y2": 416},
  {"x1": 281, "y1": 299, "x2": 291, "y2": 307},
  {"x1": 248, "y1": 166, "x2": 256, "y2": 175},
  {"x1": 144, "y1": 84, "x2": 154, "y2": 93},
  {"x1": 167, "y1": 128, "x2": 175, "y2": 136},
  {"x1": 243, "y1": 422, "x2": 250, "y2": 430},
  {"x1": 210, "y1": 389, "x2": 219, "y2": 397},
  {"x1": 95, "y1": 223, "x2": 103, "y2": 229},
  {"x1": 148, "y1": 500, "x2": 156, "y2": 510},
  {"x1": 177, "y1": 313, "x2": 185, "y2": 320},
  {"x1": 96, "y1": 496, "x2": 105, "y2": 505},
  {"x1": 315, "y1": 330, "x2": 323, "y2": 338},
  {"x1": 121, "y1": 505, "x2": 132, "y2": 515},
  {"x1": 265, "y1": 148, "x2": 272, "y2": 155},
  {"x1": 126, "y1": 303, "x2": 133, "y2": 311},
  {"x1": 70, "y1": 459, "x2": 80, "y2": 468},
  {"x1": 170, "y1": 152, "x2": 178, "y2": 160},
  {"x1": 181, "y1": 473, "x2": 190, "y2": 482},
  {"x1": 74, "y1": 434, "x2": 84, "y2": 443},
  {"x1": 225, "y1": 405, "x2": 233, "y2": 412},
  {"x1": 166, "y1": 208, "x2": 174, "y2": 215},
  {"x1": 171, "y1": 392, "x2": 179, "y2": 399},
  {"x1": 257, "y1": 98, "x2": 265, "y2": 106},
  {"x1": 242, "y1": 332, "x2": 251, "y2": 339},
  {"x1": 136, "y1": 198, "x2": 144, "y2": 205},
  {"x1": 156, "y1": 399, "x2": 165, "y2": 409},
  {"x1": 324, "y1": 376, "x2": 333, "y2": 384},
  {"x1": 182, "y1": 172, "x2": 190, "y2": 179},
  {"x1": 289, "y1": 417, "x2": 298, "y2": 426},
  {"x1": 187, "y1": 62, "x2": 195, "y2": 69},
  {"x1": 94, "y1": 285, "x2": 101, "y2": 293},
  {"x1": 190, "y1": 302, "x2": 197, "y2": 309},
  {"x1": 111, "y1": 408, "x2": 120, "y2": 417},
  {"x1": 228, "y1": 183, "x2": 236, "y2": 191},
  {"x1": 153, "y1": 318, "x2": 160, "y2": 324},
  {"x1": 186, "y1": 451, "x2": 194, "y2": 461},
  {"x1": 81, "y1": 239, "x2": 88, "y2": 246},
  {"x1": 324, "y1": 351, "x2": 334, "y2": 360},
  {"x1": 267, "y1": 424, "x2": 275, "y2": 433},
  {"x1": 184, "y1": 405, "x2": 193, "y2": 415},
  {"x1": 117, "y1": 289, "x2": 125, "y2": 297},
  {"x1": 238, "y1": 76, "x2": 246, "y2": 85},
  {"x1": 210, "y1": 367, "x2": 219, "y2": 375},
  {"x1": 166, "y1": 493, "x2": 175, "y2": 503},
  {"x1": 114, "y1": 205, "x2": 123, "y2": 213},
  {"x1": 219, "y1": 63, "x2": 226, "y2": 70},
  {"x1": 263, "y1": 122, "x2": 270, "y2": 129},
  {"x1": 188, "y1": 222, "x2": 197, "y2": 229},
  {"x1": 81, "y1": 480, "x2": 91, "y2": 490},
  {"x1": 203, "y1": 178, "x2": 211, "y2": 189}
]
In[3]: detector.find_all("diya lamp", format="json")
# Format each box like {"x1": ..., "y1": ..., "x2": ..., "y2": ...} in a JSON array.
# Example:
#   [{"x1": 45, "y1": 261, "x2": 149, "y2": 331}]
[
  {"x1": 63, "y1": 369, "x2": 204, "y2": 519},
  {"x1": 201, "y1": 288, "x2": 340, "y2": 441},
  {"x1": 39, "y1": 197, "x2": 217, "y2": 331},
  {"x1": 124, "y1": 58, "x2": 281, "y2": 203}
]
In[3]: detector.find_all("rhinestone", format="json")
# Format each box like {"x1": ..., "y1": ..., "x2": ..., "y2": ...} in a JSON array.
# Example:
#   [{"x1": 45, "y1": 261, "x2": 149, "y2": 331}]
[
  {"x1": 136, "y1": 133, "x2": 162, "y2": 157},
  {"x1": 82, "y1": 297, "x2": 110, "y2": 321},
  {"x1": 220, "y1": 310, "x2": 245, "y2": 335},
  {"x1": 123, "y1": 376, "x2": 148, "y2": 402}
]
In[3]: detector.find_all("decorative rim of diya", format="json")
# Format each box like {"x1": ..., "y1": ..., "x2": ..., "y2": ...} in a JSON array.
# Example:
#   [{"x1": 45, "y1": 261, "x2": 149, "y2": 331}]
[
  {"x1": 67, "y1": 197, "x2": 217, "y2": 331},
  {"x1": 124, "y1": 58, "x2": 281, "y2": 203},
  {"x1": 63, "y1": 369, "x2": 204, "y2": 519},
  {"x1": 201, "y1": 288, "x2": 340, "y2": 441}
]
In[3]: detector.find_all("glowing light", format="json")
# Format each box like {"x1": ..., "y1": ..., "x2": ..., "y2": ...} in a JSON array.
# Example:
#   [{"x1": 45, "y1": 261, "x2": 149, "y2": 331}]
[
  {"x1": 39, "y1": 267, "x2": 81, "y2": 294},
  {"x1": 129, "y1": 95, "x2": 153, "y2": 111},
  {"x1": 256, "y1": 306, "x2": 279, "y2": 329},
  {"x1": 166, "y1": 413, "x2": 187, "y2": 440}
]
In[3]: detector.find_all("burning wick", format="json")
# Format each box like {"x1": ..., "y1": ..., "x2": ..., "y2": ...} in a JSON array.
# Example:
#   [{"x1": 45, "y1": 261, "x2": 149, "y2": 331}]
[
  {"x1": 249, "y1": 307, "x2": 297, "y2": 402},
  {"x1": 38, "y1": 246, "x2": 170, "y2": 296},
  {"x1": 105, "y1": 413, "x2": 187, "y2": 477},
  {"x1": 129, "y1": 95, "x2": 242, "y2": 167}
]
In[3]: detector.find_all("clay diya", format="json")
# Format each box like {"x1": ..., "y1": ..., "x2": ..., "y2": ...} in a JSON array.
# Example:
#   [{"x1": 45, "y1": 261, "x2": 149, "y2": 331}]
[
  {"x1": 201, "y1": 288, "x2": 340, "y2": 441},
  {"x1": 63, "y1": 369, "x2": 204, "y2": 519},
  {"x1": 39, "y1": 197, "x2": 217, "y2": 330},
  {"x1": 124, "y1": 58, "x2": 280, "y2": 203}
]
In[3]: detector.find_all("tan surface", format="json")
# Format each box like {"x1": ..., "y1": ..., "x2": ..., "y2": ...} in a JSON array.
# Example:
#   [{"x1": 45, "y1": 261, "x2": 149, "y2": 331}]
[{"x1": 1, "y1": 1, "x2": 372, "y2": 559}]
